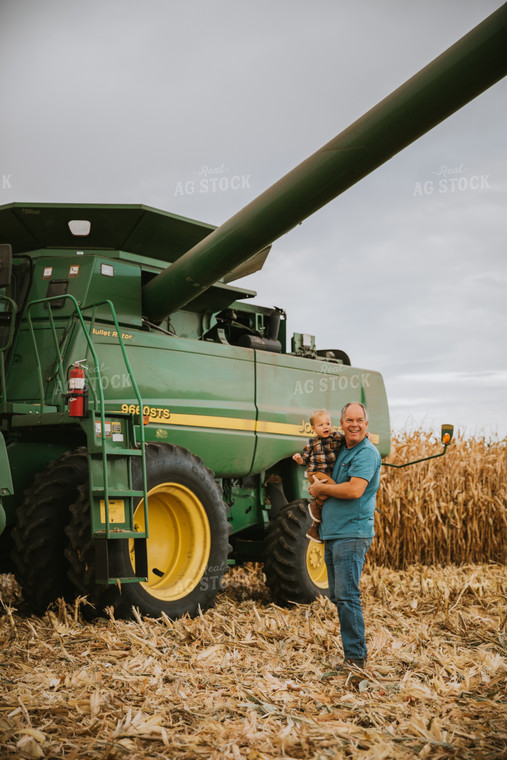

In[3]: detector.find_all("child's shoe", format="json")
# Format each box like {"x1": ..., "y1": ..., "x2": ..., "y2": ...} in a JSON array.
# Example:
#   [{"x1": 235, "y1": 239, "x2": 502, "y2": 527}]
[
  {"x1": 308, "y1": 500, "x2": 322, "y2": 523},
  {"x1": 305, "y1": 523, "x2": 322, "y2": 543}
]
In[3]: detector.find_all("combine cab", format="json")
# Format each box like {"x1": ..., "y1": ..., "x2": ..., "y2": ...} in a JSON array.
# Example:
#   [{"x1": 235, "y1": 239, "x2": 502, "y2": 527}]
[{"x1": 0, "y1": 6, "x2": 505, "y2": 618}]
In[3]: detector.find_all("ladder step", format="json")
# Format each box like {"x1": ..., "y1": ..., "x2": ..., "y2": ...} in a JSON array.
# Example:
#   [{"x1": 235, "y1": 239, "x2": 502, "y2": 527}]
[
  {"x1": 94, "y1": 535, "x2": 148, "y2": 582},
  {"x1": 91, "y1": 448, "x2": 143, "y2": 456},
  {"x1": 92, "y1": 488, "x2": 145, "y2": 498},
  {"x1": 94, "y1": 530, "x2": 147, "y2": 539}
]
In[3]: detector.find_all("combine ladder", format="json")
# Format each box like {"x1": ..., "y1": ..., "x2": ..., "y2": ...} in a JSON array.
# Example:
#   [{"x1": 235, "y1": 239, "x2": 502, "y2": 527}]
[{"x1": 88, "y1": 410, "x2": 148, "y2": 583}]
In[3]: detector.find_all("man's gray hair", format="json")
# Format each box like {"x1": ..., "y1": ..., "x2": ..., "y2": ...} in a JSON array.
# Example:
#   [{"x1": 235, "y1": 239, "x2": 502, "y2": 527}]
[{"x1": 340, "y1": 401, "x2": 368, "y2": 422}]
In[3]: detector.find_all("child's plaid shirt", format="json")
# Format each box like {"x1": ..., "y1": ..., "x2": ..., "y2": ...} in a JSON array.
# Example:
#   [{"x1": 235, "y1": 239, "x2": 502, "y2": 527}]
[{"x1": 300, "y1": 431, "x2": 344, "y2": 475}]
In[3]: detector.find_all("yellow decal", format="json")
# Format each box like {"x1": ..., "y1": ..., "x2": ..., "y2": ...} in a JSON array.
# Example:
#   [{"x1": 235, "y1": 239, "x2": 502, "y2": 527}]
[
  {"x1": 92, "y1": 327, "x2": 133, "y2": 341},
  {"x1": 256, "y1": 419, "x2": 313, "y2": 436},
  {"x1": 295, "y1": 419, "x2": 342, "y2": 436},
  {"x1": 121, "y1": 404, "x2": 171, "y2": 423},
  {"x1": 110, "y1": 406, "x2": 379, "y2": 441},
  {"x1": 100, "y1": 499, "x2": 126, "y2": 524},
  {"x1": 168, "y1": 413, "x2": 256, "y2": 431}
]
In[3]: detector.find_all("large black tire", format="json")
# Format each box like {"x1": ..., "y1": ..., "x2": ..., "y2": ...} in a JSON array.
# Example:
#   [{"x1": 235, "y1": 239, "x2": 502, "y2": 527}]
[
  {"x1": 264, "y1": 499, "x2": 329, "y2": 605},
  {"x1": 11, "y1": 448, "x2": 88, "y2": 614},
  {"x1": 65, "y1": 442, "x2": 230, "y2": 619}
]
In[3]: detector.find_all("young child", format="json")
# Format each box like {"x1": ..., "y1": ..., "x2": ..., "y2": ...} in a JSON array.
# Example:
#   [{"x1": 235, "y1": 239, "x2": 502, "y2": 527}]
[{"x1": 292, "y1": 409, "x2": 344, "y2": 543}]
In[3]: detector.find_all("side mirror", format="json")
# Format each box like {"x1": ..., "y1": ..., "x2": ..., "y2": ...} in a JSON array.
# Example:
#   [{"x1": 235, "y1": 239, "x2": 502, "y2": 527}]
[
  {"x1": 0, "y1": 244, "x2": 12, "y2": 288},
  {"x1": 441, "y1": 424, "x2": 454, "y2": 445},
  {"x1": 383, "y1": 423, "x2": 455, "y2": 469}
]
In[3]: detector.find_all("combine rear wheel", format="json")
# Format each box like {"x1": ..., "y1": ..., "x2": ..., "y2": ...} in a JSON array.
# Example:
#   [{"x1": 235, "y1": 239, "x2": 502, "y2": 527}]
[
  {"x1": 11, "y1": 449, "x2": 88, "y2": 613},
  {"x1": 264, "y1": 499, "x2": 328, "y2": 605},
  {"x1": 65, "y1": 443, "x2": 230, "y2": 619}
]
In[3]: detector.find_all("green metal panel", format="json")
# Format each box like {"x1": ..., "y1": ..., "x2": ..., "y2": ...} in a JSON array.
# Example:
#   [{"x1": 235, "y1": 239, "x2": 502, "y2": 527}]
[
  {"x1": 0, "y1": 432, "x2": 13, "y2": 496},
  {"x1": 226, "y1": 482, "x2": 264, "y2": 534},
  {"x1": 5, "y1": 305, "x2": 391, "y2": 485},
  {"x1": 6, "y1": 324, "x2": 70, "y2": 403},
  {"x1": 19, "y1": 255, "x2": 142, "y2": 327},
  {"x1": 83, "y1": 327, "x2": 258, "y2": 478},
  {"x1": 1, "y1": 203, "x2": 215, "y2": 262},
  {"x1": 287, "y1": 458, "x2": 312, "y2": 504},
  {"x1": 253, "y1": 352, "x2": 391, "y2": 470},
  {"x1": 85, "y1": 329, "x2": 390, "y2": 476}
]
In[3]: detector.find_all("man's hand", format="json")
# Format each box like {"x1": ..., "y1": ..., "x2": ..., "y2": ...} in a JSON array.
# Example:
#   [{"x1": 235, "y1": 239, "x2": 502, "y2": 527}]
[
  {"x1": 292, "y1": 453, "x2": 304, "y2": 464},
  {"x1": 309, "y1": 477, "x2": 328, "y2": 498}
]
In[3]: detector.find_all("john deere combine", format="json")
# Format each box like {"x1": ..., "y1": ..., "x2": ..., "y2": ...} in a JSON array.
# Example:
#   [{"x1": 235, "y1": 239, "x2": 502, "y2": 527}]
[{"x1": 0, "y1": 6, "x2": 505, "y2": 618}]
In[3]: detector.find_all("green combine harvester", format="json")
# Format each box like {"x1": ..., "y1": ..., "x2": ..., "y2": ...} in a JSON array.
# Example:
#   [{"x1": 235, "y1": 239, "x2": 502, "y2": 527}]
[{"x1": 0, "y1": 6, "x2": 505, "y2": 619}]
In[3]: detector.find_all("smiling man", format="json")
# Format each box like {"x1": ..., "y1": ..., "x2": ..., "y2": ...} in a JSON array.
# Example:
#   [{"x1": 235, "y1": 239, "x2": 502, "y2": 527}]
[{"x1": 309, "y1": 401, "x2": 381, "y2": 669}]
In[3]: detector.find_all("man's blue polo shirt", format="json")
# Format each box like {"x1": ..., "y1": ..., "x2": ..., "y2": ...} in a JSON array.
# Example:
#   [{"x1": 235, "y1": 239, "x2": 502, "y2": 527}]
[{"x1": 320, "y1": 437, "x2": 381, "y2": 540}]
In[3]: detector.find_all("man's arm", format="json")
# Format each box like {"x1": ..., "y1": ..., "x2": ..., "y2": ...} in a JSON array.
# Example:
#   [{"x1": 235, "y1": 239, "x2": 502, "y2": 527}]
[{"x1": 309, "y1": 476, "x2": 368, "y2": 500}]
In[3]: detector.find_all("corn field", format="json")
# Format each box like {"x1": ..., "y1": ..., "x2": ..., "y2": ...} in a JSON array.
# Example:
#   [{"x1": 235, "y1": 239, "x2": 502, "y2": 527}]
[{"x1": 372, "y1": 431, "x2": 507, "y2": 568}]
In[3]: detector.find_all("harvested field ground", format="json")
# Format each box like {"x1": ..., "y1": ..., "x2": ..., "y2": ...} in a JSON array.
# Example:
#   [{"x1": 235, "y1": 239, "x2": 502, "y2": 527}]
[{"x1": 1, "y1": 562, "x2": 506, "y2": 760}]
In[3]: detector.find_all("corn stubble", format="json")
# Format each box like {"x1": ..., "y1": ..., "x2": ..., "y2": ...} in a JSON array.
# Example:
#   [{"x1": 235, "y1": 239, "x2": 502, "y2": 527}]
[{"x1": 0, "y1": 431, "x2": 505, "y2": 759}]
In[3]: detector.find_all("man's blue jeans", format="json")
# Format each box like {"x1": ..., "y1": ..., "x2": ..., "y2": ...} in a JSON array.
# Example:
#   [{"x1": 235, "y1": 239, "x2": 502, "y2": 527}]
[{"x1": 324, "y1": 537, "x2": 372, "y2": 661}]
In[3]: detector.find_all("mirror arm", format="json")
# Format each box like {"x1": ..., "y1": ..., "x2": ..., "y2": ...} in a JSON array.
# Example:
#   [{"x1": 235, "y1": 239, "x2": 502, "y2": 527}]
[{"x1": 382, "y1": 443, "x2": 451, "y2": 469}]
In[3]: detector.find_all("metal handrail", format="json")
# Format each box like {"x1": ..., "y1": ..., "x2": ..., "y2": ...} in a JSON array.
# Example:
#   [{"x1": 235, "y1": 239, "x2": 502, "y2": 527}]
[{"x1": 0, "y1": 295, "x2": 18, "y2": 406}]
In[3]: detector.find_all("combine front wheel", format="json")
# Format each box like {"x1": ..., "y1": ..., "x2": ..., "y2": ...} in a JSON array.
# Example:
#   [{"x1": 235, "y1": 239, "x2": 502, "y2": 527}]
[
  {"x1": 11, "y1": 449, "x2": 88, "y2": 613},
  {"x1": 66, "y1": 443, "x2": 230, "y2": 619},
  {"x1": 264, "y1": 499, "x2": 328, "y2": 605}
]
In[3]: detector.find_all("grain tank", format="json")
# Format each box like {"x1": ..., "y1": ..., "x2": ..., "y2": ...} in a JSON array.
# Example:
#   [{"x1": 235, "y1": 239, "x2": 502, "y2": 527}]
[{"x1": 0, "y1": 6, "x2": 505, "y2": 618}]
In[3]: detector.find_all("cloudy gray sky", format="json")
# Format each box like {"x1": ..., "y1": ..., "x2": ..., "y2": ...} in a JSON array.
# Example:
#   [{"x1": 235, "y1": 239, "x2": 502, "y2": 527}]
[{"x1": 1, "y1": 0, "x2": 505, "y2": 439}]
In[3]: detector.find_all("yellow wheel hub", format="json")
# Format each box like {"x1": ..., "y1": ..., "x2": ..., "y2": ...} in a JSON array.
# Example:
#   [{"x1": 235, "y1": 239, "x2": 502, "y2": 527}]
[
  {"x1": 306, "y1": 541, "x2": 328, "y2": 589},
  {"x1": 130, "y1": 482, "x2": 211, "y2": 601}
]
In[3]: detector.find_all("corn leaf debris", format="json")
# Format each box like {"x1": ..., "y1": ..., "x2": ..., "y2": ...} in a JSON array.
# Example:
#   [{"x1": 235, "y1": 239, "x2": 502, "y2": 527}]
[{"x1": 1, "y1": 562, "x2": 505, "y2": 759}]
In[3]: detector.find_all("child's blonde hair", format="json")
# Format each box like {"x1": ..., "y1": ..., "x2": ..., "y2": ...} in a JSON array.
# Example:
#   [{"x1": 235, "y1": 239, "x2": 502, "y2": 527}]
[{"x1": 309, "y1": 409, "x2": 330, "y2": 425}]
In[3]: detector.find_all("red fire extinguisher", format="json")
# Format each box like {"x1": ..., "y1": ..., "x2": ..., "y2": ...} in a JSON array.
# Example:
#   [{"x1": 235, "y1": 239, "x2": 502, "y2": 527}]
[{"x1": 67, "y1": 360, "x2": 88, "y2": 417}]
